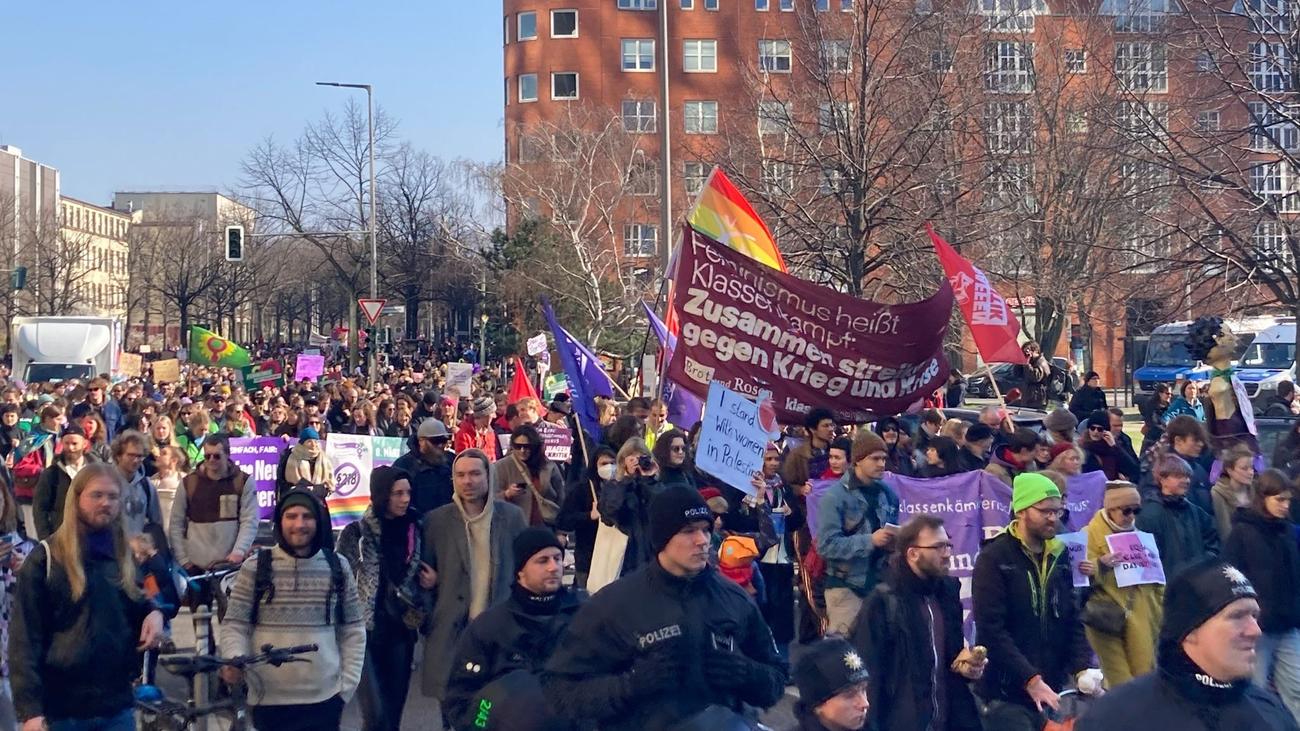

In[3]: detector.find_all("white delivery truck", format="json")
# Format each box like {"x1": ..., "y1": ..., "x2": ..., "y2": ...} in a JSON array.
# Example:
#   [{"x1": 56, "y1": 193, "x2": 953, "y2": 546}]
[{"x1": 11, "y1": 316, "x2": 121, "y2": 383}]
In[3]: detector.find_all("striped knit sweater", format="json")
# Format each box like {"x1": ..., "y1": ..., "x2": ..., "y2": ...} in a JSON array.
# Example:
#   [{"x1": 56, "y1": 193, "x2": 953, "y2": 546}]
[{"x1": 219, "y1": 546, "x2": 366, "y2": 706}]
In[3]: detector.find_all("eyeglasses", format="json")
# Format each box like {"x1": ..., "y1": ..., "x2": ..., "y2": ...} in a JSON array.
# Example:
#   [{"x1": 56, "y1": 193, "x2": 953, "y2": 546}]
[
  {"x1": 511, "y1": 443, "x2": 532, "y2": 451},
  {"x1": 123, "y1": 452, "x2": 146, "y2": 460},
  {"x1": 1119, "y1": 506, "x2": 1142, "y2": 517},
  {"x1": 913, "y1": 542, "x2": 953, "y2": 552},
  {"x1": 1028, "y1": 505, "x2": 1063, "y2": 518}
]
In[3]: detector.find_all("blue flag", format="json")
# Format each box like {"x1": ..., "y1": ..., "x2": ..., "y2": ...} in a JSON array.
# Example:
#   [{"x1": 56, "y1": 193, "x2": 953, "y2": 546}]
[
  {"x1": 642, "y1": 302, "x2": 704, "y2": 430},
  {"x1": 541, "y1": 297, "x2": 611, "y2": 443}
]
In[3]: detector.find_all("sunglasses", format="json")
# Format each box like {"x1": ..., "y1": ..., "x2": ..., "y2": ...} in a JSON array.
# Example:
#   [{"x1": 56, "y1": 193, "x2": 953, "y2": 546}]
[
  {"x1": 670, "y1": 445, "x2": 686, "y2": 453},
  {"x1": 1087, "y1": 425, "x2": 1107, "y2": 432},
  {"x1": 1119, "y1": 506, "x2": 1142, "y2": 517},
  {"x1": 511, "y1": 443, "x2": 532, "y2": 451},
  {"x1": 881, "y1": 427, "x2": 898, "y2": 433}
]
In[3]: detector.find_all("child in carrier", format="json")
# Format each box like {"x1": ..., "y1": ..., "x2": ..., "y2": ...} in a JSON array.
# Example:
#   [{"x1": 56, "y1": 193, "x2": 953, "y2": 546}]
[
  {"x1": 131, "y1": 532, "x2": 183, "y2": 621},
  {"x1": 717, "y1": 535, "x2": 761, "y2": 597}
]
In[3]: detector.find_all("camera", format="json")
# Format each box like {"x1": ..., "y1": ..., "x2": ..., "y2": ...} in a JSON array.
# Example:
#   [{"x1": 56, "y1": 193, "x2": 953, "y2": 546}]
[{"x1": 638, "y1": 454, "x2": 655, "y2": 472}]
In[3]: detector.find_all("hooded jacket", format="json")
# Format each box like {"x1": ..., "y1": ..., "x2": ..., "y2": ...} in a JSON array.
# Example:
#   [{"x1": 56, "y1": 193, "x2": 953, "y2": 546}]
[
  {"x1": 1223, "y1": 508, "x2": 1300, "y2": 634},
  {"x1": 218, "y1": 490, "x2": 366, "y2": 707},
  {"x1": 1135, "y1": 492, "x2": 1220, "y2": 579},
  {"x1": 971, "y1": 524, "x2": 1091, "y2": 710}
]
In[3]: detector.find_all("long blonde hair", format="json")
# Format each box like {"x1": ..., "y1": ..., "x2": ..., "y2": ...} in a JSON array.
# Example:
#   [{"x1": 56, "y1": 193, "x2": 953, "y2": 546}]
[
  {"x1": 615, "y1": 437, "x2": 652, "y2": 480},
  {"x1": 47, "y1": 463, "x2": 139, "y2": 601}
]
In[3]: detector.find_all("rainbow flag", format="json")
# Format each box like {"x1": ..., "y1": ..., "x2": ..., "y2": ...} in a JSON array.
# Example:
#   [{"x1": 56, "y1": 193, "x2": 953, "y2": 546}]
[
  {"x1": 686, "y1": 167, "x2": 788, "y2": 272},
  {"x1": 189, "y1": 326, "x2": 252, "y2": 368}
]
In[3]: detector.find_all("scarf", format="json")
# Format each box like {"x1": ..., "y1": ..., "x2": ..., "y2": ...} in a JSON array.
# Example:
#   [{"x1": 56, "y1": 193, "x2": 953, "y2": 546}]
[{"x1": 378, "y1": 510, "x2": 416, "y2": 586}]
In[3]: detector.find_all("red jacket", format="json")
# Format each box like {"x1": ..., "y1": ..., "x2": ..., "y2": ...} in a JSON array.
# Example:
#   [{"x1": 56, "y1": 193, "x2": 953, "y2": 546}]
[{"x1": 454, "y1": 419, "x2": 499, "y2": 462}]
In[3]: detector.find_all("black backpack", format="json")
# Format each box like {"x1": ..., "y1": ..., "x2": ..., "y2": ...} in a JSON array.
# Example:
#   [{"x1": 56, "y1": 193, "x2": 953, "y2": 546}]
[{"x1": 248, "y1": 546, "x2": 349, "y2": 625}]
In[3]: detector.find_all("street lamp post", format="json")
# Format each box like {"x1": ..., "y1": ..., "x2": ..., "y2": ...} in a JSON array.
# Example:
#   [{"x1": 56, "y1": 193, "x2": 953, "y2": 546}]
[
  {"x1": 316, "y1": 81, "x2": 377, "y2": 379},
  {"x1": 479, "y1": 312, "x2": 489, "y2": 368}
]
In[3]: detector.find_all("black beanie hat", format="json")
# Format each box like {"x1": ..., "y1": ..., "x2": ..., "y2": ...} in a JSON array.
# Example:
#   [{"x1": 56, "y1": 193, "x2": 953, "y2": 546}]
[
  {"x1": 513, "y1": 527, "x2": 564, "y2": 575},
  {"x1": 1160, "y1": 558, "x2": 1259, "y2": 647},
  {"x1": 649, "y1": 486, "x2": 713, "y2": 554},
  {"x1": 794, "y1": 638, "x2": 870, "y2": 708}
]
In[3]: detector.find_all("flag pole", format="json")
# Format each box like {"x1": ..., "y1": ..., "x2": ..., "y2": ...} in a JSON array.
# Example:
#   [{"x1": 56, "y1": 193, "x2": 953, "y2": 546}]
[{"x1": 984, "y1": 361, "x2": 1010, "y2": 410}]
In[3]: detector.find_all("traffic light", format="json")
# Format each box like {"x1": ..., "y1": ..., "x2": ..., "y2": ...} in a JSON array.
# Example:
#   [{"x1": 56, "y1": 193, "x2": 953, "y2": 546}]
[
  {"x1": 224, "y1": 225, "x2": 244, "y2": 262},
  {"x1": 10, "y1": 266, "x2": 26, "y2": 291}
]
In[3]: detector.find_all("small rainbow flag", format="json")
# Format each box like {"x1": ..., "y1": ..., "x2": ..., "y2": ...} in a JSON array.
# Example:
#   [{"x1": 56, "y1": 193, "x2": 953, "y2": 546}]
[
  {"x1": 686, "y1": 167, "x2": 788, "y2": 273},
  {"x1": 190, "y1": 326, "x2": 252, "y2": 368}
]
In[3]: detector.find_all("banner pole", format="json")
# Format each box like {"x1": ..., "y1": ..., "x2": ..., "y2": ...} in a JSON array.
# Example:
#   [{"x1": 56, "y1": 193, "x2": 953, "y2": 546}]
[{"x1": 985, "y1": 361, "x2": 1010, "y2": 410}]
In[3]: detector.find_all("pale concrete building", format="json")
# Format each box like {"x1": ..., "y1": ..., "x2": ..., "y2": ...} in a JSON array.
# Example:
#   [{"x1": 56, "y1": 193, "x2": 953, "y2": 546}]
[{"x1": 59, "y1": 196, "x2": 137, "y2": 321}]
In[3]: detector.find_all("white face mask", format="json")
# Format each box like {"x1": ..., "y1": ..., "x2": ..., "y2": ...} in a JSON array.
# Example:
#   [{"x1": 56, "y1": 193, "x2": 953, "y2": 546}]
[{"x1": 597, "y1": 463, "x2": 617, "y2": 481}]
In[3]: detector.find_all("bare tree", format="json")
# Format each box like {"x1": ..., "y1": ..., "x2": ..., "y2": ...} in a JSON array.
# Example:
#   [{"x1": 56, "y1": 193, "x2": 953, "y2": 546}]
[
  {"x1": 240, "y1": 99, "x2": 396, "y2": 367},
  {"x1": 24, "y1": 213, "x2": 95, "y2": 316},
  {"x1": 494, "y1": 103, "x2": 661, "y2": 349}
]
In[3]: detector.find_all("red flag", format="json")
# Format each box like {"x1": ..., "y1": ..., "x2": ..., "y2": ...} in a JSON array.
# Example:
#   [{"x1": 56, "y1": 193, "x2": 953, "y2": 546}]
[
  {"x1": 927, "y1": 224, "x2": 1027, "y2": 365},
  {"x1": 507, "y1": 356, "x2": 546, "y2": 407}
]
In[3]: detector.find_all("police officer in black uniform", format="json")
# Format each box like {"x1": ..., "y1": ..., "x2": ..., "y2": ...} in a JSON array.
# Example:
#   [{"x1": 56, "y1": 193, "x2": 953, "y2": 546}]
[
  {"x1": 443, "y1": 528, "x2": 584, "y2": 731},
  {"x1": 542, "y1": 486, "x2": 786, "y2": 730}
]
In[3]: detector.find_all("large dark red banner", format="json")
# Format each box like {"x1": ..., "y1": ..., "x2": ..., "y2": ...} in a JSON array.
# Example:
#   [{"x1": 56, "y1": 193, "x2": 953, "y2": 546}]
[{"x1": 667, "y1": 227, "x2": 954, "y2": 424}]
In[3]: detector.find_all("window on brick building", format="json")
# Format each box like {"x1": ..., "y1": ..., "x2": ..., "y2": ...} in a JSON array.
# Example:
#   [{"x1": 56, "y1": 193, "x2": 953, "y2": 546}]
[
  {"x1": 552, "y1": 10, "x2": 578, "y2": 37},
  {"x1": 1254, "y1": 221, "x2": 1294, "y2": 261},
  {"x1": 1249, "y1": 42, "x2": 1291, "y2": 92},
  {"x1": 820, "y1": 167, "x2": 843, "y2": 194},
  {"x1": 985, "y1": 101, "x2": 1032, "y2": 154},
  {"x1": 985, "y1": 41, "x2": 1034, "y2": 93},
  {"x1": 684, "y1": 40, "x2": 718, "y2": 72},
  {"x1": 758, "y1": 101, "x2": 793, "y2": 134},
  {"x1": 762, "y1": 160, "x2": 795, "y2": 194},
  {"x1": 1251, "y1": 161, "x2": 1300, "y2": 212},
  {"x1": 780, "y1": 0, "x2": 794, "y2": 9},
  {"x1": 503, "y1": 16, "x2": 509, "y2": 44},
  {"x1": 682, "y1": 0, "x2": 694, "y2": 6},
  {"x1": 1195, "y1": 110, "x2": 1220, "y2": 133},
  {"x1": 684, "y1": 162, "x2": 709, "y2": 195},
  {"x1": 1066, "y1": 112, "x2": 1088, "y2": 134},
  {"x1": 706, "y1": 0, "x2": 719, "y2": 8},
  {"x1": 1242, "y1": 0, "x2": 1295, "y2": 32},
  {"x1": 757, "y1": 0, "x2": 770, "y2": 9},
  {"x1": 623, "y1": 224, "x2": 658, "y2": 257},
  {"x1": 622, "y1": 100, "x2": 657, "y2": 132},
  {"x1": 821, "y1": 40, "x2": 852, "y2": 73},
  {"x1": 1196, "y1": 51, "x2": 1216, "y2": 73},
  {"x1": 684, "y1": 101, "x2": 719, "y2": 133},
  {"x1": 1114, "y1": 42, "x2": 1167, "y2": 93},
  {"x1": 1064, "y1": 49, "x2": 1086, "y2": 73},
  {"x1": 1248, "y1": 101, "x2": 1300, "y2": 151},
  {"x1": 981, "y1": 0, "x2": 1044, "y2": 32},
  {"x1": 818, "y1": 102, "x2": 853, "y2": 133},
  {"x1": 930, "y1": 48, "x2": 953, "y2": 73},
  {"x1": 626, "y1": 155, "x2": 659, "y2": 196},
  {"x1": 518, "y1": 12, "x2": 537, "y2": 40},
  {"x1": 1101, "y1": 0, "x2": 1172, "y2": 33},
  {"x1": 1116, "y1": 100, "x2": 1169, "y2": 140},
  {"x1": 551, "y1": 72, "x2": 579, "y2": 100},
  {"x1": 618, "y1": 0, "x2": 658, "y2": 9},
  {"x1": 519, "y1": 74, "x2": 538, "y2": 102},
  {"x1": 759, "y1": 40, "x2": 793, "y2": 72},
  {"x1": 622, "y1": 39, "x2": 656, "y2": 71}
]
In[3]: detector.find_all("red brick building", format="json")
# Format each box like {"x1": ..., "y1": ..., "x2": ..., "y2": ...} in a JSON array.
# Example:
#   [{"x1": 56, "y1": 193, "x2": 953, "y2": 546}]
[{"x1": 502, "y1": 0, "x2": 1291, "y2": 389}]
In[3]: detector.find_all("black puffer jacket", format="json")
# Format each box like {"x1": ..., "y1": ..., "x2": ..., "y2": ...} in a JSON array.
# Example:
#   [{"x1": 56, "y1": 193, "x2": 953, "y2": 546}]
[
  {"x1": 542, "y1": 561, "x2": 786, "y2": 730},
  {"x1": 444, "y1": 584, "x2": 584, "y2": 730},
  {"x1": 11, "y1": 542, "x2": 155, "y2": 722},
  {"x1": 1223, "y1": 508, "x2": 1300, "y2": 634}
]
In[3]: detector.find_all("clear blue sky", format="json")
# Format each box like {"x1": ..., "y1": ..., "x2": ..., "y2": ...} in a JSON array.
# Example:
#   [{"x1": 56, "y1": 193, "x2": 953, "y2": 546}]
[{"x1": 1, "y1": 1, "x2": 503, "y2": 204}]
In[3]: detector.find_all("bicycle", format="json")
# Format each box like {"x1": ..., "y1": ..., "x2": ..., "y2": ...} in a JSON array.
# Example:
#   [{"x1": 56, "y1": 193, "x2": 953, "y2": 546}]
[{"x1": 135, "y1": 643, "x2": 318, "y2": 731}]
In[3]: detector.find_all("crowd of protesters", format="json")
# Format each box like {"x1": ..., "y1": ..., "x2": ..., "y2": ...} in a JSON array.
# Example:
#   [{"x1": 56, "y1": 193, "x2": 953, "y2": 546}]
[{"x1": 0, "y1": 348, "x2": 1295, "y2": 731}]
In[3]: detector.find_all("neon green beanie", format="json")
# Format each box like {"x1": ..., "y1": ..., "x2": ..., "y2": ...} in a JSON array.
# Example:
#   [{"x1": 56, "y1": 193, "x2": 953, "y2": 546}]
[{"x1": 1011, "y1": 472, "x2": 1062, "y2": 514}]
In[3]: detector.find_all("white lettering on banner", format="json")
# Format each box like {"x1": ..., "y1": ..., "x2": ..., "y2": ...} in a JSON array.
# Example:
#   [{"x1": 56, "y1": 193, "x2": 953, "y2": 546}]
[{"x1": 948, "y1": 268, "x2": 1009, "y2": 326}]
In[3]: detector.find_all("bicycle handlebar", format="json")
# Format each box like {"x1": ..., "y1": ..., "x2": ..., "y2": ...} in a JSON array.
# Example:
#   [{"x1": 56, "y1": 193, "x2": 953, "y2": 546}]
[{"x1": 158, "y1": 643, "x2": 319, "y2": 676}]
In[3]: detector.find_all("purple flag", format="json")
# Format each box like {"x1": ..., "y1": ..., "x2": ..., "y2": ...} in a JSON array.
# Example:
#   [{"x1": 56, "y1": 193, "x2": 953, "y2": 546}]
[
  {"x1": 542, "y1": 297, "x2": 611, "y2": 443},
  {"x1": 642, "y1": 301, "x2": 704, "y2": 430},
  {"x1": 1064, "y1": 471, "x2": 1107, "y2": 532}
]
